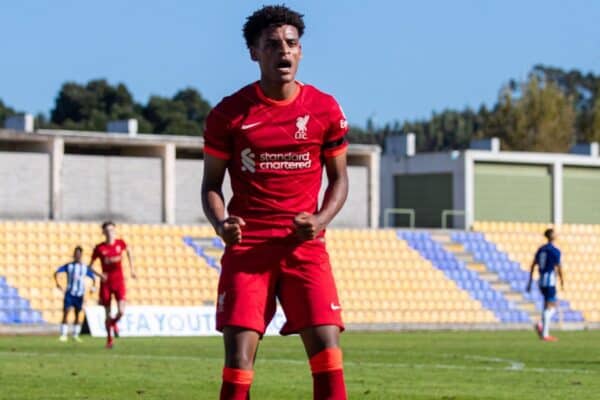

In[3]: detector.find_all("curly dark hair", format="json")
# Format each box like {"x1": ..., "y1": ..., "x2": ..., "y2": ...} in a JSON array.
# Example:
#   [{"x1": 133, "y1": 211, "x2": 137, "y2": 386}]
[
  {"x1": 243, "y1": 5, "x2": 305, "y2": 48},
  {"x1": 101, "y1": 220, "x2": 115, "y2": 230}
]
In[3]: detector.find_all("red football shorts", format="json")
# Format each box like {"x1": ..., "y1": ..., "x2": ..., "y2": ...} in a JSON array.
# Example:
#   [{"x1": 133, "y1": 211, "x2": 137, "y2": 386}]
[
  {"x1": 99, "y1": 279, "x2": 126, "y2": 305},
  {"x1": 216, "y1": 238, "x2": 344, "y2": 335}
]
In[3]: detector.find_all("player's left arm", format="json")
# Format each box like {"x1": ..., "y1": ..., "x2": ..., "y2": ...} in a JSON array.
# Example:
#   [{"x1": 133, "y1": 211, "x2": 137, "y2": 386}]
[
  {"x1": 526, "y1": 255, "x2": 538, "y2": 292},
  {"x1": 556, "y1": 264, "x2": 564, "y2": 290},
  {"x1": 125, "y1": 247, "x2": 136, "y2": 279},
  {"x1": 294, "y1": 153, "x2": 348, "y2": 240},
  {"x1": 295, "y1": 97, "x2": 349, "y2": 241}
]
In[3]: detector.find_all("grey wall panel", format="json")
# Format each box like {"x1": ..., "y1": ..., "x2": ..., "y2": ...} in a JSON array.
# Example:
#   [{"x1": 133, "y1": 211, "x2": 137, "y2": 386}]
[
  {"x1": 474, "y1": 163, "x2": 552, "y2": 223},
  {"x1": 0, "y1": 151, "x2": 49, "y2": 219},
  {"x1": 109, "y1": 157, "x2": 162, "y2": 222},
  {"x1": 176, "y1": 159, "x2": 204, "y2": 224},
  {"x1": 62, "y1": 155, "x2": 162, "y2": 222},
  {"x1": 563, "y1": 166, "x2": 600, "y2": 224},
  {"x1": 62, "y1": 155, "x2": 107, "y2": 221},
  {"x1": 175, "y1": 159, "x2": 232, "y2": 224},
  {"x1": 321, "y1": 165, "x2": 368, "y2": 227}
]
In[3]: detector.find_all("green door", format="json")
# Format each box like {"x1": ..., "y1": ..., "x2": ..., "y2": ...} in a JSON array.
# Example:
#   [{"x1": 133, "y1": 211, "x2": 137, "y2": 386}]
[{"x1": 394, "y1": 173, "x2": 453, "y2": 228}]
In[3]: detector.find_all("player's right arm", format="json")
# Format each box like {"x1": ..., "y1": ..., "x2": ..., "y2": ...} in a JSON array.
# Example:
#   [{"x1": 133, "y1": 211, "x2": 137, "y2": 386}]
[
  {"x1": 53, "y1": 265, "x2": 67, "y2": 292},
  {"x1": 556, "y1": 264, "x2": 564, "y2": 290},
  {"x1": 201, "y1": 154, "x2": 245, "y2": 245},
  {"x1": 88, "y1": 246, "x2": 106, "y2": 282},
  {"x1": 201, "y1": 105, "x2": 245, "y2": 245},
  {"x1": 555, "y1": 249, "x2": 564, "y2": 290}
]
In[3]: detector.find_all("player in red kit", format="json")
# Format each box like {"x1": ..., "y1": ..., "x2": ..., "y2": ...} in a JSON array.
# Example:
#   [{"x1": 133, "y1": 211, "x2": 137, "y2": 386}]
[
  {"x1": 90, "y1": 221, "x2": 136, "y2": 348},
  {"x1": 201, "y1": 5, "x2": 349, "y2": 400}
]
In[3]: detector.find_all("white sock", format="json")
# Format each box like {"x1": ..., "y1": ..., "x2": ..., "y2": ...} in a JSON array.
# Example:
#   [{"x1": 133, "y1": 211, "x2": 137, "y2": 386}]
[
  {"x1": 542, "y1": 308, "x2": 555, "y2": 337},
  {"x1": 73, "y1": 324, "x2": 81, "y2": 337},
  {"x1": 60, "y1": 324, "x2": 68, "y2": 336}
]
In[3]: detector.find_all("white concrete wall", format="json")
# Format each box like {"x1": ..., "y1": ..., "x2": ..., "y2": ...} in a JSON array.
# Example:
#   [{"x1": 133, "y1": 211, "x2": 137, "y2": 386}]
[
  {"x1": 175, "y1": 159, "x2": 233, "y2": 224},
  {"x1": 62, "y1": 155, "x2": 162, "y2": 222},
  {"x1": 0, "y1": 151, "x2": 49, "y2": 219},
  {"x1": 320, "y1": 165, "x2": 369, "y2": 227}
]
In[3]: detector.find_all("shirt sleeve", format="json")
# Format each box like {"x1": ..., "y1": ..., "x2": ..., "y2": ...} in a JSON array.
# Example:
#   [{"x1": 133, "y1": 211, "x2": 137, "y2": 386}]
[
  {"x1": 55, "y1": 264, "x2": 67, "y2": 274},
  {"x1": 86, "y1": 266, "x2": 95, "y2": 278},
  {"x1": 323, "y1": 96, "x2": 349, "y2": 158},
  {"x1": 119, "y1": 239, "x2": 128, "y2": 251},
  {"x1": 204, "y1": 106, "x2": 233, "y2": 160},
  {"x1": 556, "y1": 249, "x2": 561, "y2": 265}
]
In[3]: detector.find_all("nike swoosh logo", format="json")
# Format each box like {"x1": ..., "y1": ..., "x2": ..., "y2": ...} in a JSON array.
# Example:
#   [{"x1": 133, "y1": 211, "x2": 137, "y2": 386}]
[
  {"x1": 330, "y1": 303, "x2": 342, "y2": 311},
  {"x1": 241, "y1": 122, "x2": 262, "y2": 130}
]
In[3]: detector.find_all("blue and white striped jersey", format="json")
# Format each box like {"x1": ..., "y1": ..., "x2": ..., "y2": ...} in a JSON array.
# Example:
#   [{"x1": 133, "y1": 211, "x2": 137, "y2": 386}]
[
  {"x1": 56, "y1": 262, "x2": 95, "y2": 297},
  {"x1": 535, "y1": 243, "x2": 561, "y2": 288}
]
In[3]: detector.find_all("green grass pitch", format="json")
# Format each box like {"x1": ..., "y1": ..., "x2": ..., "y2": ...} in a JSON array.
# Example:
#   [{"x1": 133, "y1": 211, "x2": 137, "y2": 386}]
[{"x1": 1, "y1": 331, "x2": 599, "y2": 399}]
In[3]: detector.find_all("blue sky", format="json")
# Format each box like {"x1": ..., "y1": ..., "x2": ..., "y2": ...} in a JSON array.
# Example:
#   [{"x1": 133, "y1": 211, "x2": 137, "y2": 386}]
[{"x1": 1, "y1": 0, "x2": 599, "y2": 127}]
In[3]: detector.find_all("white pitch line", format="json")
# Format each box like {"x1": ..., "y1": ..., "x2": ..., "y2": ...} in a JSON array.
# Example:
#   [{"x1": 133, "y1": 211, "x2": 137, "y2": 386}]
[
  {"x1": 0, "y1": 351, "x2": 594, "y2": 375},
  {"x1": 464, "y1": 355, "x2": 525, "y2": 371}
]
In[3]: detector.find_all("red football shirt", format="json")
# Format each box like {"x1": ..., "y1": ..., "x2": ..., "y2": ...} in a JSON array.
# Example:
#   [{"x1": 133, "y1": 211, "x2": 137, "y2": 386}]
[
  {"x1": 204, "y1": 81, "x2": 348, "y2": 239},
  {"x1": 92, "y1": 239, "x2": 127, "y2": 280}
]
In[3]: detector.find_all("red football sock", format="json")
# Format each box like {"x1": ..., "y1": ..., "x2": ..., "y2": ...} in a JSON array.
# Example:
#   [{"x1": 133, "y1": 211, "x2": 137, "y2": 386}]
[
  {"x1": 104, "y1": 319, "x2": 112, "y2": 340},
  {"x1": 220, "y1": 367, "x2": 253, "y2": 400},
  {"x1": 309, "y1": 348, "x2": 347, "y2": 400}
]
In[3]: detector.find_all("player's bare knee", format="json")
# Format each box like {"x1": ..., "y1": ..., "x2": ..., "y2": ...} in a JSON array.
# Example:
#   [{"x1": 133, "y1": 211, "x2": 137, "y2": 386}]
[
  {"x1": 225, "y1": 352, "x2": 256, "y2": 369},
  {"x1": 301, "y1": 325, "x2": 341, "y2": 357}
]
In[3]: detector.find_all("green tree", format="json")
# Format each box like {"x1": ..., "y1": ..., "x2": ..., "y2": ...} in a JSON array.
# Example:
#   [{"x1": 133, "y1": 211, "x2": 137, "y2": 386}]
[
  {"x1": 585, "y1": 95, "x2": 600, "y2": 142},
  {"x1": 142, "y1": 88, "x2": 210, "y2": 135},
  {"x1": 49, "y1": 79, "x2": 150, "y2": 132},
  {"x1": 0, "y1": 99, "x2": 17, "y2": 126},
  {"x1": 173, "y1": 88, "x2": 211, "y2": 128},
  {"x1": 489, "y1": 76, "x2": 575, "y2": 152}
]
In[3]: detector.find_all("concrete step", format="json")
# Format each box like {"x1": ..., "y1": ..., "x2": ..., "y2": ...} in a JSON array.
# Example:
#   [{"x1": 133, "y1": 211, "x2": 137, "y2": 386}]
[
  {"x1": 477, "y1": 272, "x2": 498, "y2": 281},
  {"x1": 516, "y1": 302, "x2": 538, "y2": 313},
  {"x1": 443, "y1": 243, "x2": 464, "y2": 253},
  {"x1": 491, "y1": 282, "x2": 512, "y2": 292},
  {"x1": 504, "y1": 293, "x2": 523, "y2": 302},
  {"x1": 456, "y1": 254, "x2": 476, "y2": 263},
  {"x1": 430, "y1": 234, "x2": 453, "y2": 245},
  {"x1": 466, "y1": 263, "x2": 487, "y2": 273}
]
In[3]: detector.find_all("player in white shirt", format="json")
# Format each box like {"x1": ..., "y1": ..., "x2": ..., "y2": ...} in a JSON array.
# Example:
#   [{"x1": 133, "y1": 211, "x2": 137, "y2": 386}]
[{"x1": 53, "y1": 246, "x2": 99, "y2": 342}]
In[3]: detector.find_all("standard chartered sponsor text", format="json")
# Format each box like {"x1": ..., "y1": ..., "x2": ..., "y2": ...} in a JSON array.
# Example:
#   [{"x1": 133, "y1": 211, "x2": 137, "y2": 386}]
[{"x1": 259, "y1": 151, "x2": 311, "y2": 170}]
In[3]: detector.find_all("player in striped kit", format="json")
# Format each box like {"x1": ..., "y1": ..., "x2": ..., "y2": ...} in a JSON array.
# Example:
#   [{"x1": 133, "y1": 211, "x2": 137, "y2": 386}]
[
  {"x1": 53, "y1": 246, "x2": 98, "y2": 342},
  {"x1": 527, "y1": 228, "x2": 564, "y2": 342}
]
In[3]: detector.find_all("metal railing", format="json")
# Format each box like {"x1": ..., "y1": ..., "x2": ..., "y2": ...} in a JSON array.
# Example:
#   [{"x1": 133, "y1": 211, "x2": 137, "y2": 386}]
[
  {"x1": 383, "y1": 208, "x2": 415, "y2": 228},
  {"x1": 441, "y1": 209, "x2": 465, "y2": 229}
]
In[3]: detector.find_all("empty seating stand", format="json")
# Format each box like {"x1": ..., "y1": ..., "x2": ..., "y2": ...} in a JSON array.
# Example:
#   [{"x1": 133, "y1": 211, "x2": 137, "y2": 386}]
[{"x1": 0, "y1": 221, "x2": 218, "y2": 324}]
